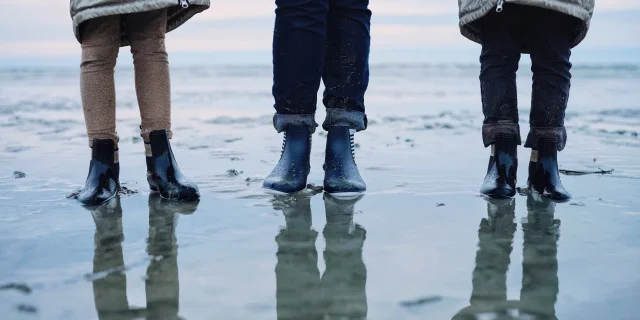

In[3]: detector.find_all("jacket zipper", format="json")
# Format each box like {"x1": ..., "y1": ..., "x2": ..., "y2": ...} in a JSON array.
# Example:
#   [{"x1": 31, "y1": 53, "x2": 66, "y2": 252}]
[
  {"x1": 179, "y1": 0, "x2": 189, "y2": 8},
  {"x1": 496, "y1": 0, "x2": 504, "y2": 12}
]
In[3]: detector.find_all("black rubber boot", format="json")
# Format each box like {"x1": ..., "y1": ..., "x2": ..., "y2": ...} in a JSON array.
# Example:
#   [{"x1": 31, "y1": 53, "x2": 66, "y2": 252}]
[
  {"x1": 480, "y1": 133, "x2": 518, "y2": 199},
  {"x1": 528, "y1": 138, "x2": 571, "y2": 201},
  {"x1": 263, "y1": 125, "x2": 312, "y2": 194},
  {"x1": 324, "y1": 127, "x2": 366, "y2": 197},
  {"x1": 77, "y1": 139, "x2": 120, "y2": 206},
  {"x1": 146, "y1": 130, "x2": 199, "y2": 201}
]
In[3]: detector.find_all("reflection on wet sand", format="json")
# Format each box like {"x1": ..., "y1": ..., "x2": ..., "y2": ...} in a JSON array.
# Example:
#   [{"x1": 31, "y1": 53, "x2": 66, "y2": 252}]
[
  {"x1": 273, "y1": 194, "x2": 367, "y2": 320},
  {"x1": 454, "y1": 194, "x2": 560, "y2": 320},
  {"x1": 86, "y1": 195, "x2": 198, "y2": 320}
]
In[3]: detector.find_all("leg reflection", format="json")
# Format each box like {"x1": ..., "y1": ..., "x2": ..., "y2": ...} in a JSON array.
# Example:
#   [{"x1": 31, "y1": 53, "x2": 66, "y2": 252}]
[
  {"x1": 471, "y1": 198, "x2": 517, "y2": 310},
  {"x1": 322, "y1": 194, "x2": 367, "y2": 319},
  {"x1": 89, "y1": 197, "x2": 130, "y2": 320},
  {"x1": 520, "y1": 194, "x2": 560, "y2": 320},
  {"x1": 145, "y1": 195, "x2": 199, "y2": 320},
  {"x1": 273, "y1": 195, "x2": 323, "y2": 320},
  {"x1": 453, "y1": 198, "x2": 517, "y2": 319}
]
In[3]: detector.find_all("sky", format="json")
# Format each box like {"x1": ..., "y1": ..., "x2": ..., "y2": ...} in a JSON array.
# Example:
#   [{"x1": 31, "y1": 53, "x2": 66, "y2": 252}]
[{"x1": 0, "y1": 0, "x2": 638, "y2": 67}]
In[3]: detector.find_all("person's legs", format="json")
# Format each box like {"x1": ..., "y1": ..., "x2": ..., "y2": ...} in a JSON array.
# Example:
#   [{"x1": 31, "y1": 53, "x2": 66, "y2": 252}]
[
  {"x1": 272, "y1": 0, "x2": 329, "y2": 131},
  {"x1": 526, "y1": 7, "x2": 579, "y2": 200},
  {"x1": 77, "y1": 16, "x2": 121, "y2": 206},
  {"x1": 526, "y1": 7, "x2": 577, "y2": 152},
  {"x1": 264, "y1": 0, "x2": 330, "y2": 194},
  {"x1": 477, "y1": 4, "x2": 524, "y2": 198},
  {"x1": 80, "y1": 15, "x2": 120, "y2": 146},
  {"x1": 125, "y1": 9, "x2": 171, "y2": 142},
  {"x1": 321, "y1": 0, "x2": 371, "y2": 196},
  {"x1": 126, "y1": 9, "x2": 199, "y2": 201},
  {"x1": 478, "y1": 4, "x2": 523, "y2": 147},
  {"x1": 322, "y1": 0, "x2": 371, "y2": 131}
]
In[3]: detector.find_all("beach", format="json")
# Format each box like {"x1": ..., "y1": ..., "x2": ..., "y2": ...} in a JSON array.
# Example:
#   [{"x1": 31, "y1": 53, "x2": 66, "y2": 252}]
[{"x1": 1, "y1": 63, "x2": 639, "y2": 319}]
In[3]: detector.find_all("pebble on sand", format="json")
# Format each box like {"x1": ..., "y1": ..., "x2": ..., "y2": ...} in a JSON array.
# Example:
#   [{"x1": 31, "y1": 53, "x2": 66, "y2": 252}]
[
  {"x1": 400, "y1": 295, "x2": 443, "y2": 307},
  {"x1": 17, "y1": 304, "x2": 37, "y2": 314},
  {"x1": 0, "y1": 283, "x2": 32, "y2": 295},
  {"x1": 13, "y1": 171, "x2": 26, "y2": 179}
]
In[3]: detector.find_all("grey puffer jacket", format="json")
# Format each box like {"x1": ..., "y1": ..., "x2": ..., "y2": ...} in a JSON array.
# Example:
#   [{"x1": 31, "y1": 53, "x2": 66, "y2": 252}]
[
  {"x1": 459, "y1": 0, "x2": 595, "y2": 48},
  {"x1": 70, "y1": 0, "x2": 210, "y2": 46}
]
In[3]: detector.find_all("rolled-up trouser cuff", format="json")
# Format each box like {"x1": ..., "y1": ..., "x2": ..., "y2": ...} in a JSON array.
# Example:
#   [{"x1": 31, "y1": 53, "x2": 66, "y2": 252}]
[
  {"x1": 322, "y1": 108, "x2": 367, "y2": 132},
  {"x1": 482, "y1": 123, "x2": 522, "y2": 147},
  {"x1": 524, "y1": 127, "x2": 567, "y2": 151},
  {"x1": 273, "y1": 113, "x2": 319, "y2": 133}
]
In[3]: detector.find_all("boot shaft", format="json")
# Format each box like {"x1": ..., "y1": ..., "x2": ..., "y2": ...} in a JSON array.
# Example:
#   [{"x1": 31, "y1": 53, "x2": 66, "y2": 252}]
[
  {"x1": 282, "y1": 125, "x2": 313, "y2": 160},
  {"x1": 325, "y1": 127, "x2": 355, "y2": 164},
  {"x1": 91, "y1": 139, "x2": 117, "y2": 166}
]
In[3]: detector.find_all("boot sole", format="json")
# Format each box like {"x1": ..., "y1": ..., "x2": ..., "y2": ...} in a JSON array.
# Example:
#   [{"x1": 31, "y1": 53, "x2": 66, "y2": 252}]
[
  {"x1": 480, "y1": 193, "x2": 514, "y2": 200},
  {"x1": 262, "y1": 186, "x2": 304, "y2": 196},
  {"x1": 78, "y1": 193, "x2": 117, "y2": 207},
  {"x1": 325, "y1": 190, "x2": 365, "y2": 200}
]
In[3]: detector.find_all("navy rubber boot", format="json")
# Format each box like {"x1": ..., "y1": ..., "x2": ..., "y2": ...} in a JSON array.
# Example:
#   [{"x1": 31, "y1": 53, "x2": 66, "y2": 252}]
[
  {"x1": 146, "y1": 130, "x2": 199, "y2": 201},
  {"x1": 263, "y1": 125, "x2": 312, "y2": 194},
  {"x1": 480, "y1": 133, "x2": 518, "y2": 199},
  {"x1": 77, "y1": 139, "x2": 120, "y2": 206},
  {"x1": 528, "y1": 138, "x2": 571, "y2": 201},
  {"x1": 323, "y1": 127, "x2": 366, "y2": 198}
]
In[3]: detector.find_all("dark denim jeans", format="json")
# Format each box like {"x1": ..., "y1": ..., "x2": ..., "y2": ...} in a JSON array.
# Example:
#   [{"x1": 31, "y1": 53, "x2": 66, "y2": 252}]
[
  {"x1": 478, "y1": 4, "x2": 580, "y2": 151},
  {"x1": 272, "y1": 0, "x2": 371, "y2": 133}
]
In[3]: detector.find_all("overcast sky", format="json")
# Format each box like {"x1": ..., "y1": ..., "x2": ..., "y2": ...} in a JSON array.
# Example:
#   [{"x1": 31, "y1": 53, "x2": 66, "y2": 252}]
[{"x1": 0, "y1": 0, "x2": 638, "y2": 66}]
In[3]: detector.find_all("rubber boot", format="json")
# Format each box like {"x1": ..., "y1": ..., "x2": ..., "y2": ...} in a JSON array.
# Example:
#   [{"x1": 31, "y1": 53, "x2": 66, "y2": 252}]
[
  {"x1": 263, "y1": 125, "x2": 312, "y2": 194},
  {"x1": 324, "y1": 127, "x2": 366, "y2": 198},
  {"x1": 528, "y1": 138, "x2": 571, "y2": 201},
  {"x1": 480, "y1": 133, "x2": 518, "y2": 199},
  {"x1": 322, "y1": 194, "x2": 367, "y2": 318},
  {"x1": 146, "y1": 130, "x2": 199, "y2": 201},
  {"x1": 77, "y1": 139, "x2": 120, "y2": 206}
]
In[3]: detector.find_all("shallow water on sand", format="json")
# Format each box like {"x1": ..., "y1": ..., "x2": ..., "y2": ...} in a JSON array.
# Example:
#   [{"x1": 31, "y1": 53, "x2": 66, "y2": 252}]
[{"x1": 0, "y1": 64, "x2": 639, "y2": 319}]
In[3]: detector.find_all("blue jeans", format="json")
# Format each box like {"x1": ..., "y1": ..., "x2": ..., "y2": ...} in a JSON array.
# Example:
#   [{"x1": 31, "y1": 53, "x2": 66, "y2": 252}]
[
  {"x1": 478, "y1": 4, "x2": 580, "y2": 151},
  {"x1": 272, "y1": 0, "x2": 371, "y2": 133}
]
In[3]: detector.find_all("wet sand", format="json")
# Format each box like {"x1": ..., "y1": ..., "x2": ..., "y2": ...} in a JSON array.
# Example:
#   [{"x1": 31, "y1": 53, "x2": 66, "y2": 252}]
[{"x1": 1, "y1": 64, "x2": 639, "y2": 319}]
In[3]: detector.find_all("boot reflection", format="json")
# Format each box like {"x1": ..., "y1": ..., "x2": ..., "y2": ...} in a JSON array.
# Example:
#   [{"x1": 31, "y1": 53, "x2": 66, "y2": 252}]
[
  {"x1": 89, "y1": 197, "x2": 130, "y2": 320},
  {"x1": 274, "y1": 194, "x2": 323, "y2": 320},
  {"x1": 273, "y1": 194, "x2": 367, "y2": 320},
  {"x1": 89, "y1": 195, "x2": 198, "y2": 320},
  {"x1": 322, "y1": 194, "x2": 368, "y2": 319},
  {"x1": 466, "y1": 198, "x2": 517, "y2": 318},
  {"x1": 453, "y1": 196, "x2": 560, "y2": 320},
  {"x1": 519, "y1": 193, "x2": 560, "y2": 320},
  {"x1": 146, "y1": 194, "x2": 199, "y2": 320}
]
